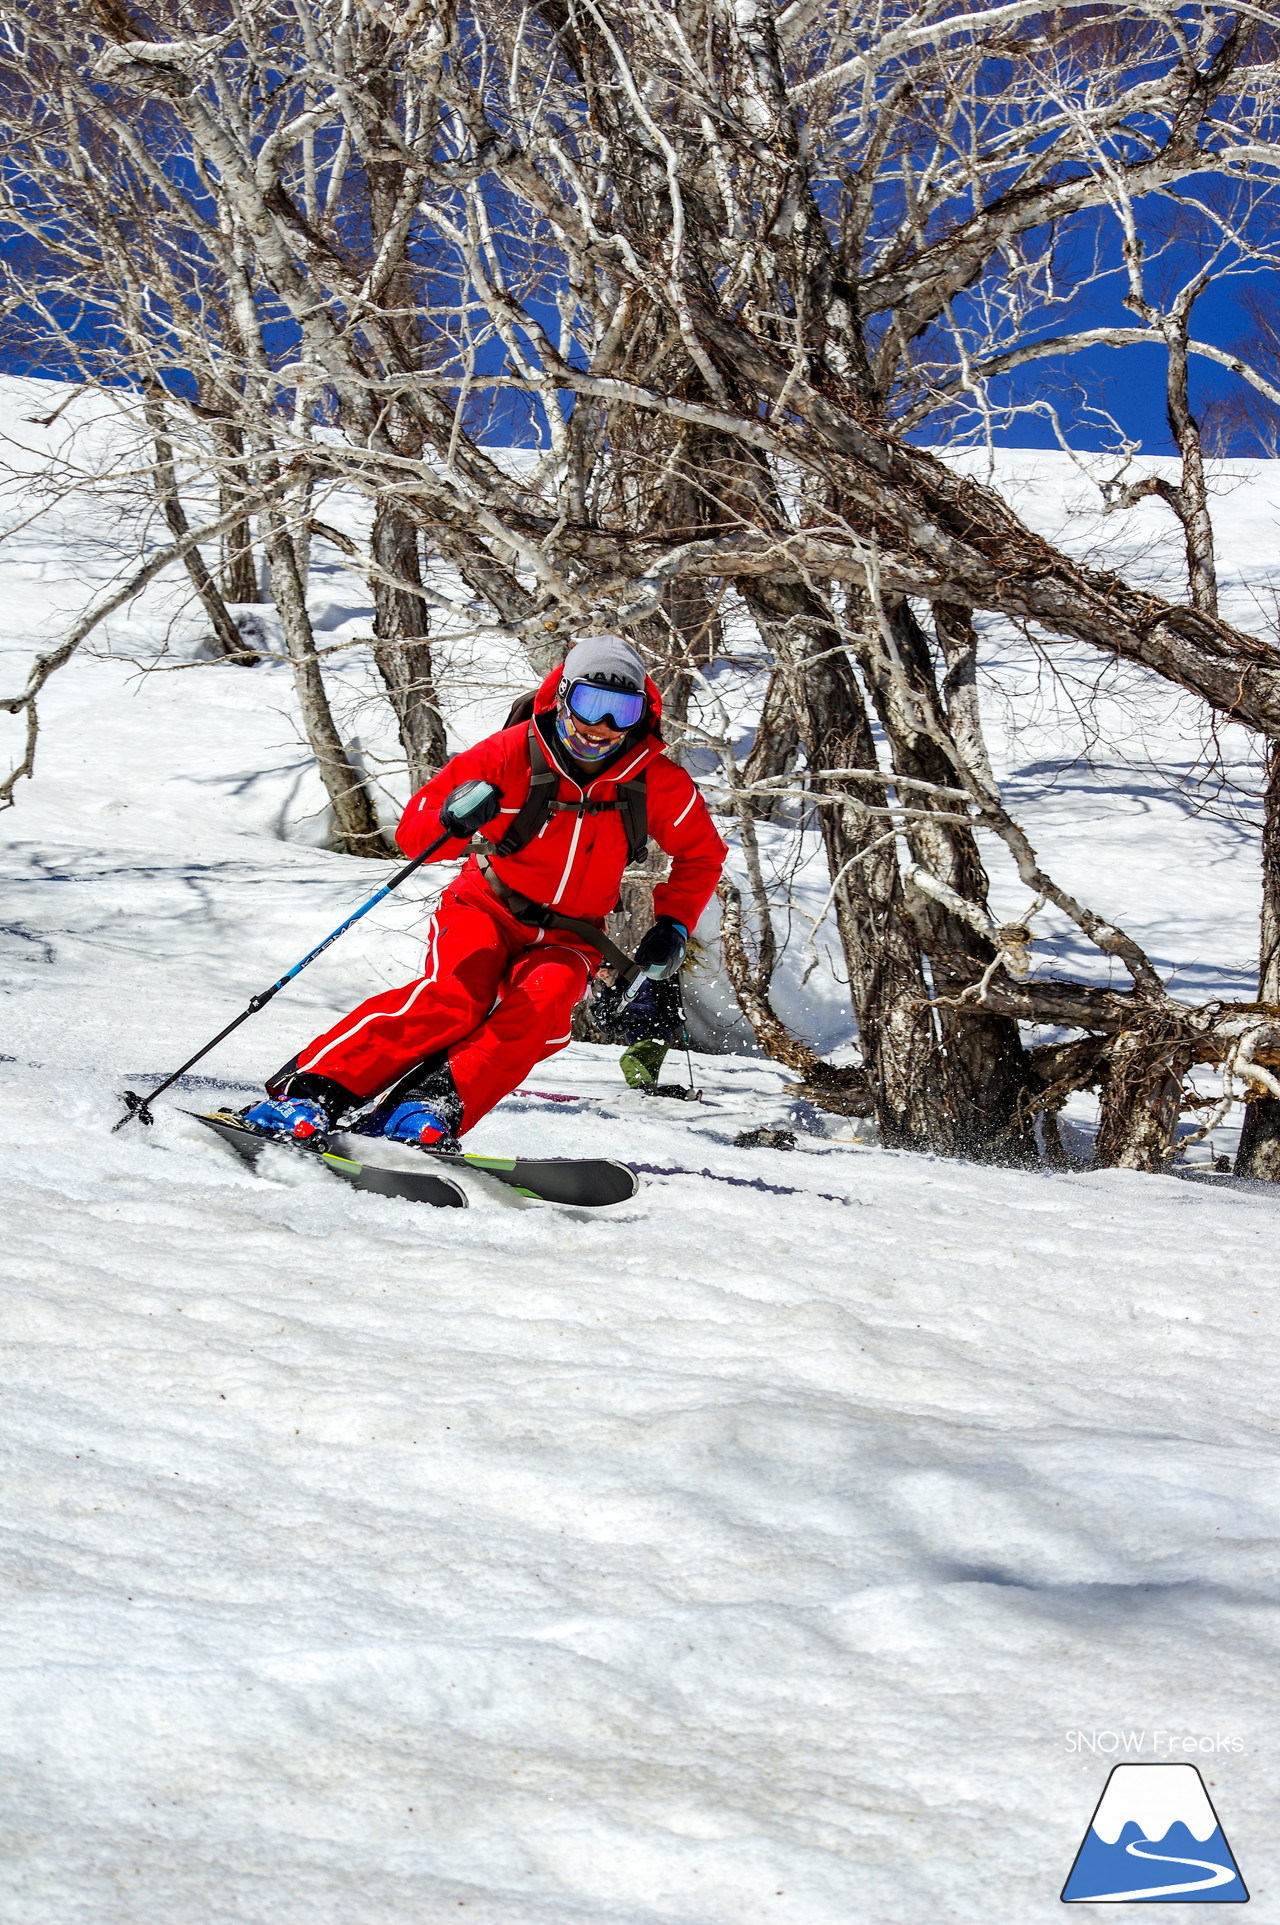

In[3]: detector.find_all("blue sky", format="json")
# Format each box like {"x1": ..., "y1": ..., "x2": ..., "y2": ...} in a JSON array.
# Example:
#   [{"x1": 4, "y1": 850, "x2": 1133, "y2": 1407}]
[
  {"x1": 1, "y1": 231, "x2": 1274, "y2": 456},
  {"x1": 977, "y1": 271, "x2": 1275, "y2": 454}
]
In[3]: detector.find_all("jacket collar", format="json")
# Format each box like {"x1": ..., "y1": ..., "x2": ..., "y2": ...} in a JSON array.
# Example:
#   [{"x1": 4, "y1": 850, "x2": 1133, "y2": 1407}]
[{"x1": 534, "y1": 709, "x2": 662, "y2": 788}]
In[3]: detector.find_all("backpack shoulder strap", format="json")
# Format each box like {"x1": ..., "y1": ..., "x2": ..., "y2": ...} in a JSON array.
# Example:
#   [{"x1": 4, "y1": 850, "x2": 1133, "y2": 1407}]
[
  {"x1": 493, "y1": 721, "x2": 560, "y2": 857},
  {"x1": 616, "y1": 770, "x2": 648, "y2": 866}
]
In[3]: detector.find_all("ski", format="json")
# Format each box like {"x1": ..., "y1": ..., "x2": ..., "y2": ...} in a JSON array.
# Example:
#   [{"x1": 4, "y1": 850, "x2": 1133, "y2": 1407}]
[
  {"x1": 425, "y1": 1149, "x2": 640, "y2": 1207},
  {"x1": 190, "y1": 1110, "x2": 468, "y2": 1209},
  {"x1": 192, "y1": 1110, "x2": 638, "y2": 1207}
]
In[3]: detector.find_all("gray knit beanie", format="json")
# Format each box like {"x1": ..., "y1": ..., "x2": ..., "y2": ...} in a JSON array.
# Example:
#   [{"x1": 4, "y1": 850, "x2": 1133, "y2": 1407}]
[{"x1": 557, "y1": 633, "x2": 646, "y2": 697}]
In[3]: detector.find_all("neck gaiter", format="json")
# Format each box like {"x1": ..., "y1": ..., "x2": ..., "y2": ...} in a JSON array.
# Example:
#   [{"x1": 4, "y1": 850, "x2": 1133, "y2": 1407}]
[{"x1": 555, "y1": 705, "x2": 621, "y2": 766}]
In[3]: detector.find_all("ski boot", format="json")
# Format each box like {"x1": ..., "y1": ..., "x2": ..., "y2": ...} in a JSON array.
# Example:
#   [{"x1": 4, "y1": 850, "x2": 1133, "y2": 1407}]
[
  {"x1": 353, "y1": 1062, "x2": 465, "y2": 1154},
  {"x1": 240, "y1": 1072, "x2": 356, "y2": 1148}
]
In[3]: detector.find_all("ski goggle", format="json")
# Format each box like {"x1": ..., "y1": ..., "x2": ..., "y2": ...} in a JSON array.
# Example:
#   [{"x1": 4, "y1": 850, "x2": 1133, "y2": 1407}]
[{"x1": 563, "y1": 680, "x2": 646, "y2": 731}]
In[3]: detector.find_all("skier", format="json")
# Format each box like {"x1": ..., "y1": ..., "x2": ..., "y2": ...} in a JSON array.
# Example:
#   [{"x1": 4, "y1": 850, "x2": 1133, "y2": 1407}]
[{"x1": 240, "y1": 635, "x2": 727, "y2": 1151}]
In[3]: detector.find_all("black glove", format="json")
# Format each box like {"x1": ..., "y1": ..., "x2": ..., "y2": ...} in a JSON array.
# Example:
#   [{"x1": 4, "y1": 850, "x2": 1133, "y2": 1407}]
[
  {"x1": 633, "y1": 915, "x2": 688, "y2": 981},
  {"x1": 440, "y1": 779, "x2": 501, "y2": 838}
]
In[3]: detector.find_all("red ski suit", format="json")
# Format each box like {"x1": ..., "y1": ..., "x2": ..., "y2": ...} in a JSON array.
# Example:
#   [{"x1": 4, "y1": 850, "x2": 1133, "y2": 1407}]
[{"x1": 294, "y1": 665, "x2": 727, "y2": 1132}]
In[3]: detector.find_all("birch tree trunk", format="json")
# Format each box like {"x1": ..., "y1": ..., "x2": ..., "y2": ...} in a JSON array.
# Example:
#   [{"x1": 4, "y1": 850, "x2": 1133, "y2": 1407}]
[
  {"x1": 262, "y1": 504, "x2": 389, "y2": 858},
  {"x1": 718, "y1": 876, "x2": 872, "y2": 1111},
  {"x1": 741, "y1": 669, "x2": 800, "y2": 823},
  {"x1": 739, "y1": 575, "x2": 935, "y2": 1147},
  {"x1": 1237, "y1": 744, "x2": 1280, "y2": 1178},
  {"x1": 144, "y1": 398, "x2": 256, "y2": 664},
  {"x1": 1095, "y1": 1030, "x2": 1194, "y2": 1172},
  {"x1": 209, "y1": 420, "x2": 261, "y2": 604},
  {"x1": 1163, "y1": 313, "x2": 1219, "y2": 618},
  {"x1": 855, "y1": 595, "x2": 1036, "y2": 1161},
  {"x1": 370, "y1": 504, "x2": 447, "y2": 793},
  {"x1": 1107, "y1": 301, "x2": 1219, "y2": 617}
]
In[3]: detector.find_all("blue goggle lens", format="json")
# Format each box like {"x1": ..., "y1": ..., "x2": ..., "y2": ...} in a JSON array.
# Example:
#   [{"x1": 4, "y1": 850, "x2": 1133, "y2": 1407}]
[{"x1": 566, "y1": 681, "x2": 645, "y2": 730}]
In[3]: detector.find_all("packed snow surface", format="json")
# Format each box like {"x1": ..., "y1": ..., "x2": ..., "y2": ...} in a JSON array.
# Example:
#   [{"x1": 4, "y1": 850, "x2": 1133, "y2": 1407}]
[{"x1": 1, "y1": 380, "x2": 1279, "y2": 1920}]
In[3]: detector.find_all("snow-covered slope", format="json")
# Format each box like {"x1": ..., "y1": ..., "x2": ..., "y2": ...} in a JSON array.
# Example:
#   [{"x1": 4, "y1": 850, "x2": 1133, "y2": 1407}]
[{"x1": 2, "y1": 378, "x2": 1279, "y2": 1921}]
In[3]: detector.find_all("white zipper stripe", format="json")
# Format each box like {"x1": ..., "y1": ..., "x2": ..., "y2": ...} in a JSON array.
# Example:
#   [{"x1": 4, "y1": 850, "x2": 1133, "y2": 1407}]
[
  {"x1": 551, "y1": 809, "x2": 584, "y2": 905},
  {"x1": 671, "y1": 790, "x2": 696, "y2": 828},
  {"x1": 547, "y1": 760, "x2": 585, "y2": 905}
]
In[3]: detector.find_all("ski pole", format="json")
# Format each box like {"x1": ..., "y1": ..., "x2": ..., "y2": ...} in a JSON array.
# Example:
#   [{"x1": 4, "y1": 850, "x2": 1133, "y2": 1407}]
[
  {"x1": 113, "y1": 830, "x2": 454, "y2": 1130},
  {"x1": 113, "y1": 781, "x2": 504, "y2": 1129},
  {"x1": 113, "y1": 774, "x2": 514, "y2": 1131},
  {"x1": 676, "y1": 976, "x2": 700, "y2": 1099}
]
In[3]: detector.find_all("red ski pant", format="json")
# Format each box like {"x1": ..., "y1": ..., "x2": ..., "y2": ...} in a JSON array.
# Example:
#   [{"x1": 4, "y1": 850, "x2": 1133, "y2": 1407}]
[{"x1": 294, "y1": 869, "x2": 598, "y2": 1133}]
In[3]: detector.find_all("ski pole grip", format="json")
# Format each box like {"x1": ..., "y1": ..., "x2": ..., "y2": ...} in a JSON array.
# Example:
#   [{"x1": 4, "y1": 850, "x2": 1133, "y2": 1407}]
[{"x1": 439, "y1": 780, "x2": 502, "y2": 838}]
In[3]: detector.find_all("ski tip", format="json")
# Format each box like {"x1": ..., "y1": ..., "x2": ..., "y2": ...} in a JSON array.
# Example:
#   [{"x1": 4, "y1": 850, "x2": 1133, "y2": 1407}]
[
  {"x1": 425, "y1": 1149, "x2": 641, "y2": 1206},
  {"x1": 188, "y1": 1110, "x2": 468, "y2": 1207}
]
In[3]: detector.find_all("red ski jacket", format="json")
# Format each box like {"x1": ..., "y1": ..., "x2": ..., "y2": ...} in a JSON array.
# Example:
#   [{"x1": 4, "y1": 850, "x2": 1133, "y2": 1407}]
[{"x1": 397, "y1": 664, "x2": 727, "y2": 928}]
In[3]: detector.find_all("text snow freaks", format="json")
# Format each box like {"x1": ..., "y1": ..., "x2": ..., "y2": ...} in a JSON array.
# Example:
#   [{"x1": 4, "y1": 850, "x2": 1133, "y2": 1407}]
[{"x1": 1065, "y1": 1732, "x2": 1244, "y2": 1757}]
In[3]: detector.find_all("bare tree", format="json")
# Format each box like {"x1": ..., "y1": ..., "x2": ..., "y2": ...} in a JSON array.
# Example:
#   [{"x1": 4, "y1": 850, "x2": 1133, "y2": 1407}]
[
  {"x1": 0, "y1": 18, "x2": 390, "y2": 852},
  {"x1": 142, "y1": 391, "x2": 258, "y2": 662},
  {"x1": 6, "y1": 0, "x2": 1280, "y2": 1161}
]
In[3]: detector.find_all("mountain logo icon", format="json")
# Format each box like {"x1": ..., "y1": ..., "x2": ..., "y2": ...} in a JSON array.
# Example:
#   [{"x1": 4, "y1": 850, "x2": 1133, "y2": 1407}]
[{"x1": 1062, "y1": 1762, "x2": 1248, "y2": 1902}]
